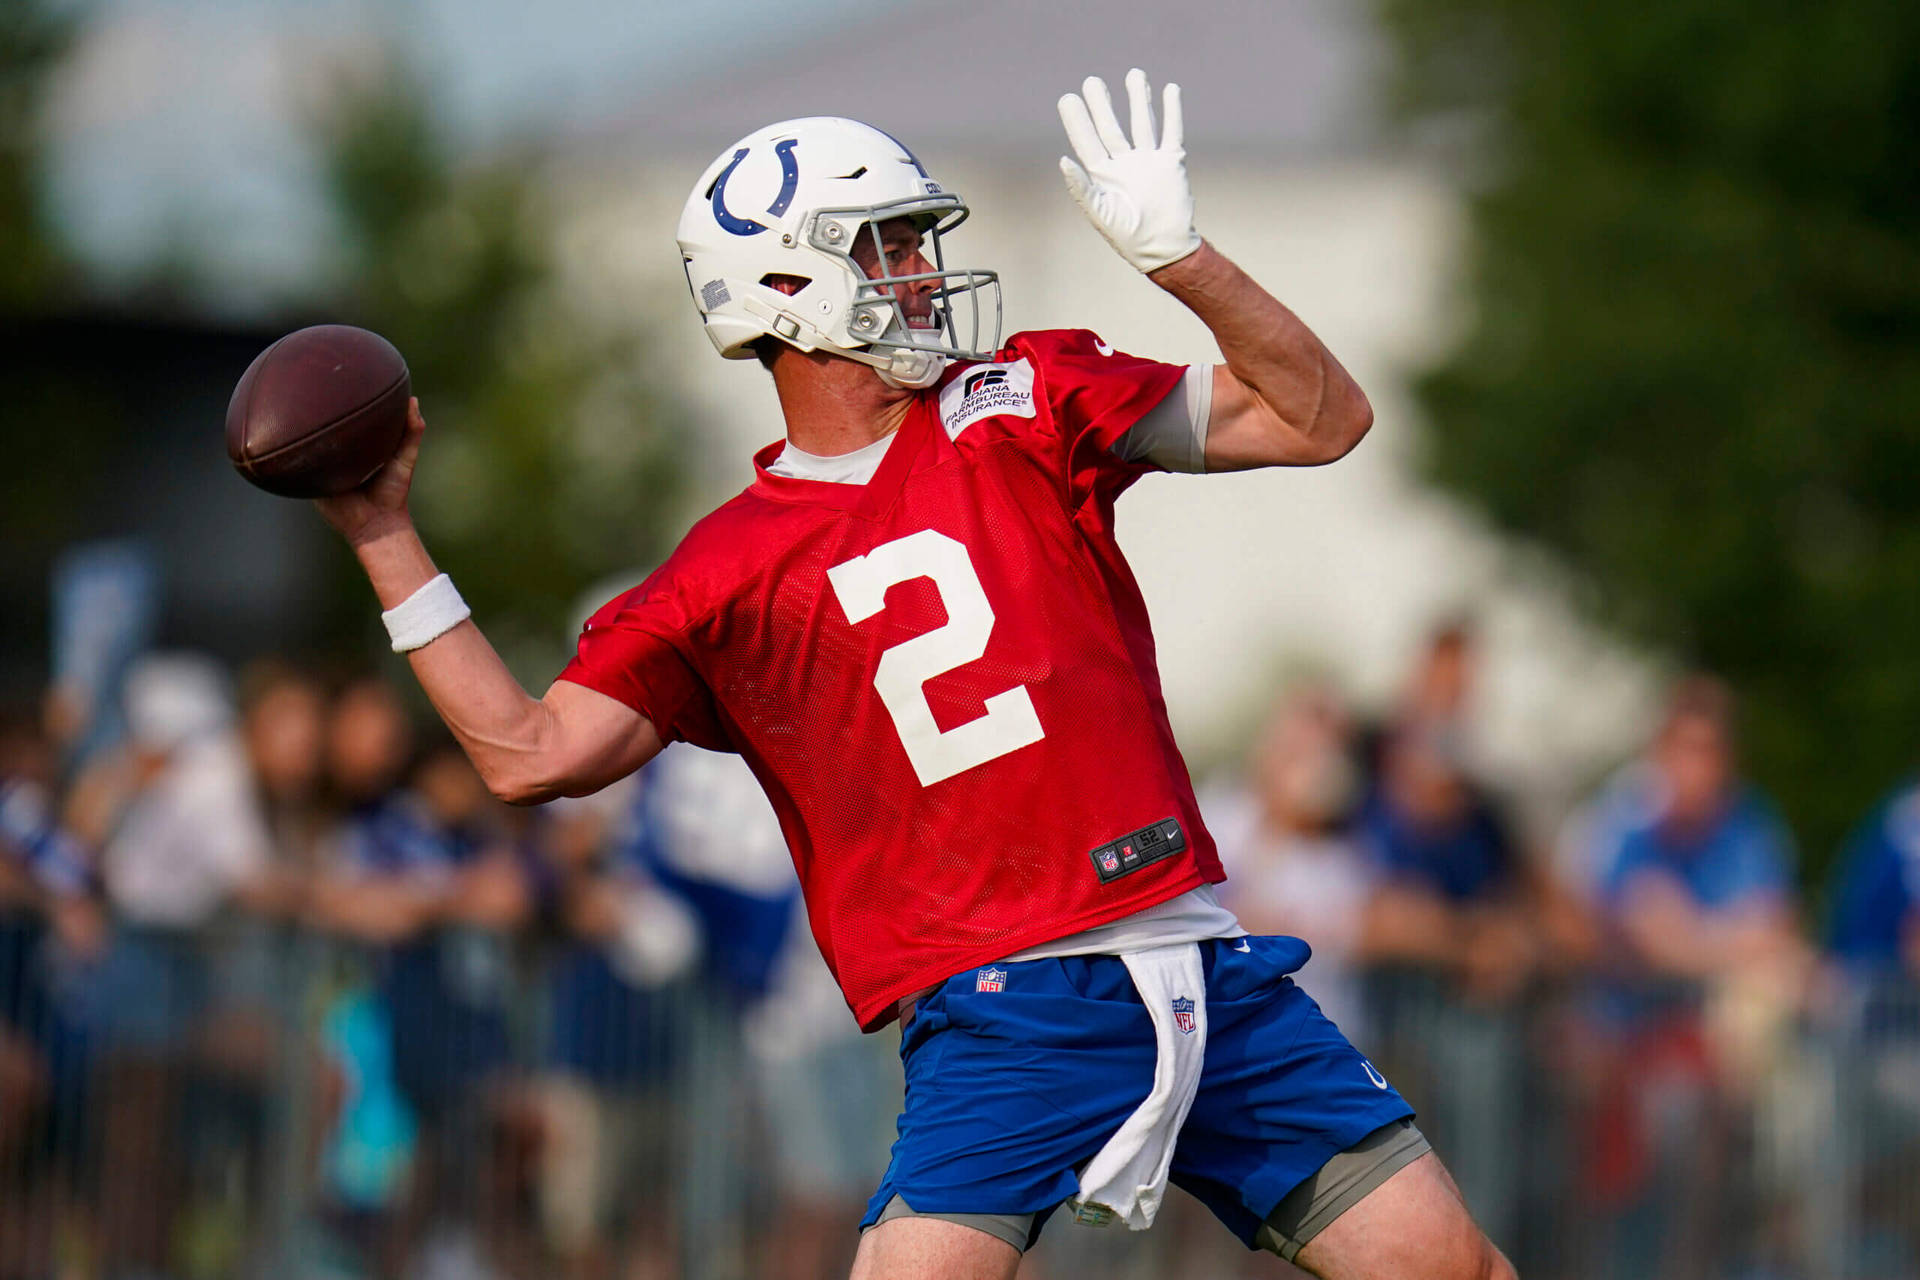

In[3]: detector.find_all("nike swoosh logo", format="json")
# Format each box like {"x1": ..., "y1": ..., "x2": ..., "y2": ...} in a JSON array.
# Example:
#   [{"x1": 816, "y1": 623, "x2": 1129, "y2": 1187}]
[
  {"x1": 1094, "y1": 339, "x2": 1115, "y2": 357},
  {"x1": 1233, "y1": 939, "x2": 1251, "y2": 953}
]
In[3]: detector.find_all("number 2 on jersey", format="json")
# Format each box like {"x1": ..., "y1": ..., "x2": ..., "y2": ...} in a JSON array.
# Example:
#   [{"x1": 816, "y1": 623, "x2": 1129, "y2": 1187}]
[{"x1": 826, "y1": 529, "x2": 1045, "y2": 786}]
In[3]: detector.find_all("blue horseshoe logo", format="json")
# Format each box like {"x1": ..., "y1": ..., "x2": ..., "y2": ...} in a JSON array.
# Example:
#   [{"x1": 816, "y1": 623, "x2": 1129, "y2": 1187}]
[{"x1": 711, "y1": 139, "x2": 800, "y2": 237}]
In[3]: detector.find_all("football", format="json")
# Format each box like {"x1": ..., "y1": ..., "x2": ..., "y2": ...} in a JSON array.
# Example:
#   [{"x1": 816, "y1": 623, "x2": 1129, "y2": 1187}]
[{"x1": 226, "y1": 325, "x2": 411, "y2": 498}]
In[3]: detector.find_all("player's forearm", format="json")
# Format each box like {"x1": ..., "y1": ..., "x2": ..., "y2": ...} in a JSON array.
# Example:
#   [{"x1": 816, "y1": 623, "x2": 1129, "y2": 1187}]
[
  {"x1": 1150, "y1": 242, "x2": 1372, "y2": 464},
  {"x1": 347, "y1": 517, "x2": 559, "y2": 805}
]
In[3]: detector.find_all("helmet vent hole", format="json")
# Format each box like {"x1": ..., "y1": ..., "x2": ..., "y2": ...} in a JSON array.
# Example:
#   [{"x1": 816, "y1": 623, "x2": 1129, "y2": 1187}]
[
  {"x1": 760, "y1": 273, "x2": 812, "y2": 297},
  {"x1": 835, "y1": 166, "x2": 868, "y2": 180}
]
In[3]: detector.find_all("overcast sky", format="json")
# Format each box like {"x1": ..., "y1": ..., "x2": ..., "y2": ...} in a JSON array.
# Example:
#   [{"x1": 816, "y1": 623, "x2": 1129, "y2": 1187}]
[{"x1": 42, "y1": 0, "x2": 888, "y2": 308}]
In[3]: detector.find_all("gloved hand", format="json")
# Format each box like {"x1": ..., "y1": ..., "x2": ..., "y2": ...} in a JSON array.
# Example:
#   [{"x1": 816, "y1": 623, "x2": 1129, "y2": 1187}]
[{"x1": 1057, "y1": 69, "x2": 1203, "y2": 274}]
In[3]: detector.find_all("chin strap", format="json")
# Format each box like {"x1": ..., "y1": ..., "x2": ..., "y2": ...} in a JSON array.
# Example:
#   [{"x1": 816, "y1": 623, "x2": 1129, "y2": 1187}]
[
  {"x1": 808, "y1": 340, "x2": 945, "y2": 389},
  {"x1": 869, "y1": 346, "x2": 948, "y2": 390},
  {"x1": 852, "y1": 317, "x2": 951, "y2": 389},
  {"x1": 741, "y1": 296, "x2": 948, "y2": 389}
]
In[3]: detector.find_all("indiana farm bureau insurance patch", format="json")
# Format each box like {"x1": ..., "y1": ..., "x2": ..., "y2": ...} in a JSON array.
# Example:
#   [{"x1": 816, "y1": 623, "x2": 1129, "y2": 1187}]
[{"x1": 939, "y1": 359, "x2": 1036, "y2": 438}]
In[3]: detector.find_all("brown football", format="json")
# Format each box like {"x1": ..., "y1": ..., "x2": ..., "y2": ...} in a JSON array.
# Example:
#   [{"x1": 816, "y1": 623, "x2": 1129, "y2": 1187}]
[{"x1": 226, "y1": 325, "x2": 410, "y2": 498}]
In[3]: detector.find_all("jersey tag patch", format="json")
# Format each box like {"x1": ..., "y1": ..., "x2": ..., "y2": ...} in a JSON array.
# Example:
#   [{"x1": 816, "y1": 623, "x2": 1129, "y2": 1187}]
[
  {"x1": 1088, "y1": 817, "x2": 1186, "y2": 885},
  {"x1": 938, "y1": 359, "x2": 1035, "y2": 439}
]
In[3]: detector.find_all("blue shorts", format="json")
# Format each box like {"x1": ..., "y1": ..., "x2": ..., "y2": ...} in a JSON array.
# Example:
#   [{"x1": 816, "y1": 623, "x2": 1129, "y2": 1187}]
[{"x1": 860, "y1": 935, "x2": 1413, "y2": 1248}]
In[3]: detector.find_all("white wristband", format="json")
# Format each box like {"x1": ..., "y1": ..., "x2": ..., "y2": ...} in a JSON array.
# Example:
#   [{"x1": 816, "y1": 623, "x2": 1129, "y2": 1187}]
[{"x1": 381, "y1": 573, "x2": 471, "y2": 653}]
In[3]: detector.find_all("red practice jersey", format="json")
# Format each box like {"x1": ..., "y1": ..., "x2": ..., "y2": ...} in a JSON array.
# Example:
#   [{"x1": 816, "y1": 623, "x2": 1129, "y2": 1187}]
[{"x1": 561, "y1": 329, "x2": 1225, "y2": 1028}]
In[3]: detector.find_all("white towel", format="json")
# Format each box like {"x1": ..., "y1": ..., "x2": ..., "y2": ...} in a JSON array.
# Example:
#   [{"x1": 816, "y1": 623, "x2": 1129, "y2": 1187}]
[{"x1": 1068, "y1": 942, "x2": 1208, "y2": 1231}]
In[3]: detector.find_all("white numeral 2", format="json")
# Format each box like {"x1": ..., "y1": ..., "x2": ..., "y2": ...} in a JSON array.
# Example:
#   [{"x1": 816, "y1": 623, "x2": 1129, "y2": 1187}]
[{"x1": 826, "y1": 529, "x2": 1044, "y2": 786}]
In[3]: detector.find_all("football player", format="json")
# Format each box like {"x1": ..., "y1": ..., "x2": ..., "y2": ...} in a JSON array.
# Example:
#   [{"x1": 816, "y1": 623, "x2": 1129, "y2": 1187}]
[{"x1": 318, "y1": 70, "x2": 1513, "y2": 1280}]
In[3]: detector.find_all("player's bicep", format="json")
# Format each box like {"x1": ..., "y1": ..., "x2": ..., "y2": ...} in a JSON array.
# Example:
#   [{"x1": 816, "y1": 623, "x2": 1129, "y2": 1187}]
[
  {"x1": 539, "y1": 679, "x2": 666, "y2": 798},
  {"x1": 1202, "y1": 365, "x2": 1344, "y2": 471}
]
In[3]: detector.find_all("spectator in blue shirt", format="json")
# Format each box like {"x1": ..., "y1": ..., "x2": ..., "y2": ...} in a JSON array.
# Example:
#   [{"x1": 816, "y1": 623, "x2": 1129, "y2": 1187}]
[
  {"x1": 311, "y1": 684, "x2": 532, "y2": 1273},
  {"x1": 1355, "y1": 620, "x2": 1543, "y2": 1253},
  {"x1": 532, "y1": 778, "x2": 697, "y2": 1280},
  {"x1": 1578, "y1": 674, "x2": 1808, "y2": 1280},
  {"x1": 320, "y1": 726, "x2": 529, "y2": 1125},
  {"x1": 1823, "y1": 780, "x2": 1920, "y2": 1273},
  {"x1": 0, "y1": 704, "x2": 103, "y2": 1275},
  {"x1": 1359, "y1": 724, "x2": 1537, "y2": 1003},
  {"x1": 1828, "y1": 782, "x2": 1920, "y2": 981},
  {"x1": 1592, "y1": 676, "x2": 1804, "y2": 1004},
  {"x1": 1356, "y1": 720, "x2": 1538, "y2": 1248}
]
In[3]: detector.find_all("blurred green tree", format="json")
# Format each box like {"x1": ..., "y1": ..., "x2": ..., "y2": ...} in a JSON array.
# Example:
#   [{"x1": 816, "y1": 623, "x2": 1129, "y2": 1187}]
[
  {"x1": 0, "y1": 0, "x2": 114, "y2": 687},
  {"x1": 0, "y1": 0, "x2": 73, "y2": 308},
  {"x1": 1384, "y1": 0, "x2": 1920, "y2": 874},
  {"x1": 314, "y1": 65, "x2": 686, "y2": 681}
]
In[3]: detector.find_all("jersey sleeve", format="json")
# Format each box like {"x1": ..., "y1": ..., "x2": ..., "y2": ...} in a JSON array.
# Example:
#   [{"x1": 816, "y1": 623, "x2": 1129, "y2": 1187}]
[
  {"x1": 1008, "y1": 329, "x2": 1191, "y2": 507},
  {"x1": 556, "y1": 572, "x2": 733, "y2": 752}
]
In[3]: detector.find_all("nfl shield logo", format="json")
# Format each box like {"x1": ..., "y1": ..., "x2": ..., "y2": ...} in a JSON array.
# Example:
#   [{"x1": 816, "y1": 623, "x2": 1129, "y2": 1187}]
[
  {"x1": 1172, "y1": 996, "x2": 1196, "y2": 1035},
  {"x1": 1098, "y1": 849, "x2": 1121, "y2": 874},
  {"x1": 976, "y1": 966, "x2": 1007, "y2": 993}
]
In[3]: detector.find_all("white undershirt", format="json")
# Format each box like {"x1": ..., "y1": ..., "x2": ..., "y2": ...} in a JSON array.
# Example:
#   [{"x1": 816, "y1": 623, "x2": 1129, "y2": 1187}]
[
  {"x1": 1001, "y1": 882, "x2": 1244, "y2": 962},
  {"x1": 771, "y1": 364, "x2": 1240, "y2": 958},
  {"x1": 766, "y1": 429, "x2": 898, "y2": 483}
]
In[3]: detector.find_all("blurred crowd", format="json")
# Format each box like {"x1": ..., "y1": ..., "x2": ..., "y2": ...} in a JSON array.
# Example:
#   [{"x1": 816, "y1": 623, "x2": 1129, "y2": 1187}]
[
  {"x1": 0, "y1": 657, "x2": 891, "y2": 1280},
  {"x1": 2, "y1": 624, "x2": 1920, "y2": 1280},
  {"x1": 1204, "y1": 624, "x2": 1918, "y2": 1280}
]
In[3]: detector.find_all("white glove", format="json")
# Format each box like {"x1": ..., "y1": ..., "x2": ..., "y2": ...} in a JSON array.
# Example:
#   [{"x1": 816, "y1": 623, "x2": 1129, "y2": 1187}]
[{"x1": 1057, "y1": 69, "x2": 1202, "y2": 274}]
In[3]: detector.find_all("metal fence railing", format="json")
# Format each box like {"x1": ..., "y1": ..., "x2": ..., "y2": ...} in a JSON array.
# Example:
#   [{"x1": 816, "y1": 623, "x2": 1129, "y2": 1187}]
[
  {"x1": 1361, "y1": 967, "x2": 1920, "y2": 1280},
  {"x1": 4, "y1": 910, "x2": 1920, "y2": 1280}
]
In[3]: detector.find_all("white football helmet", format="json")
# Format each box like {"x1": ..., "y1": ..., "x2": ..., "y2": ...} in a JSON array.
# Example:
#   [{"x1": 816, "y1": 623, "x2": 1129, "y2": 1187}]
[{"x1": 675, "y1": 117, "x2": 1001, "y2": 389}]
